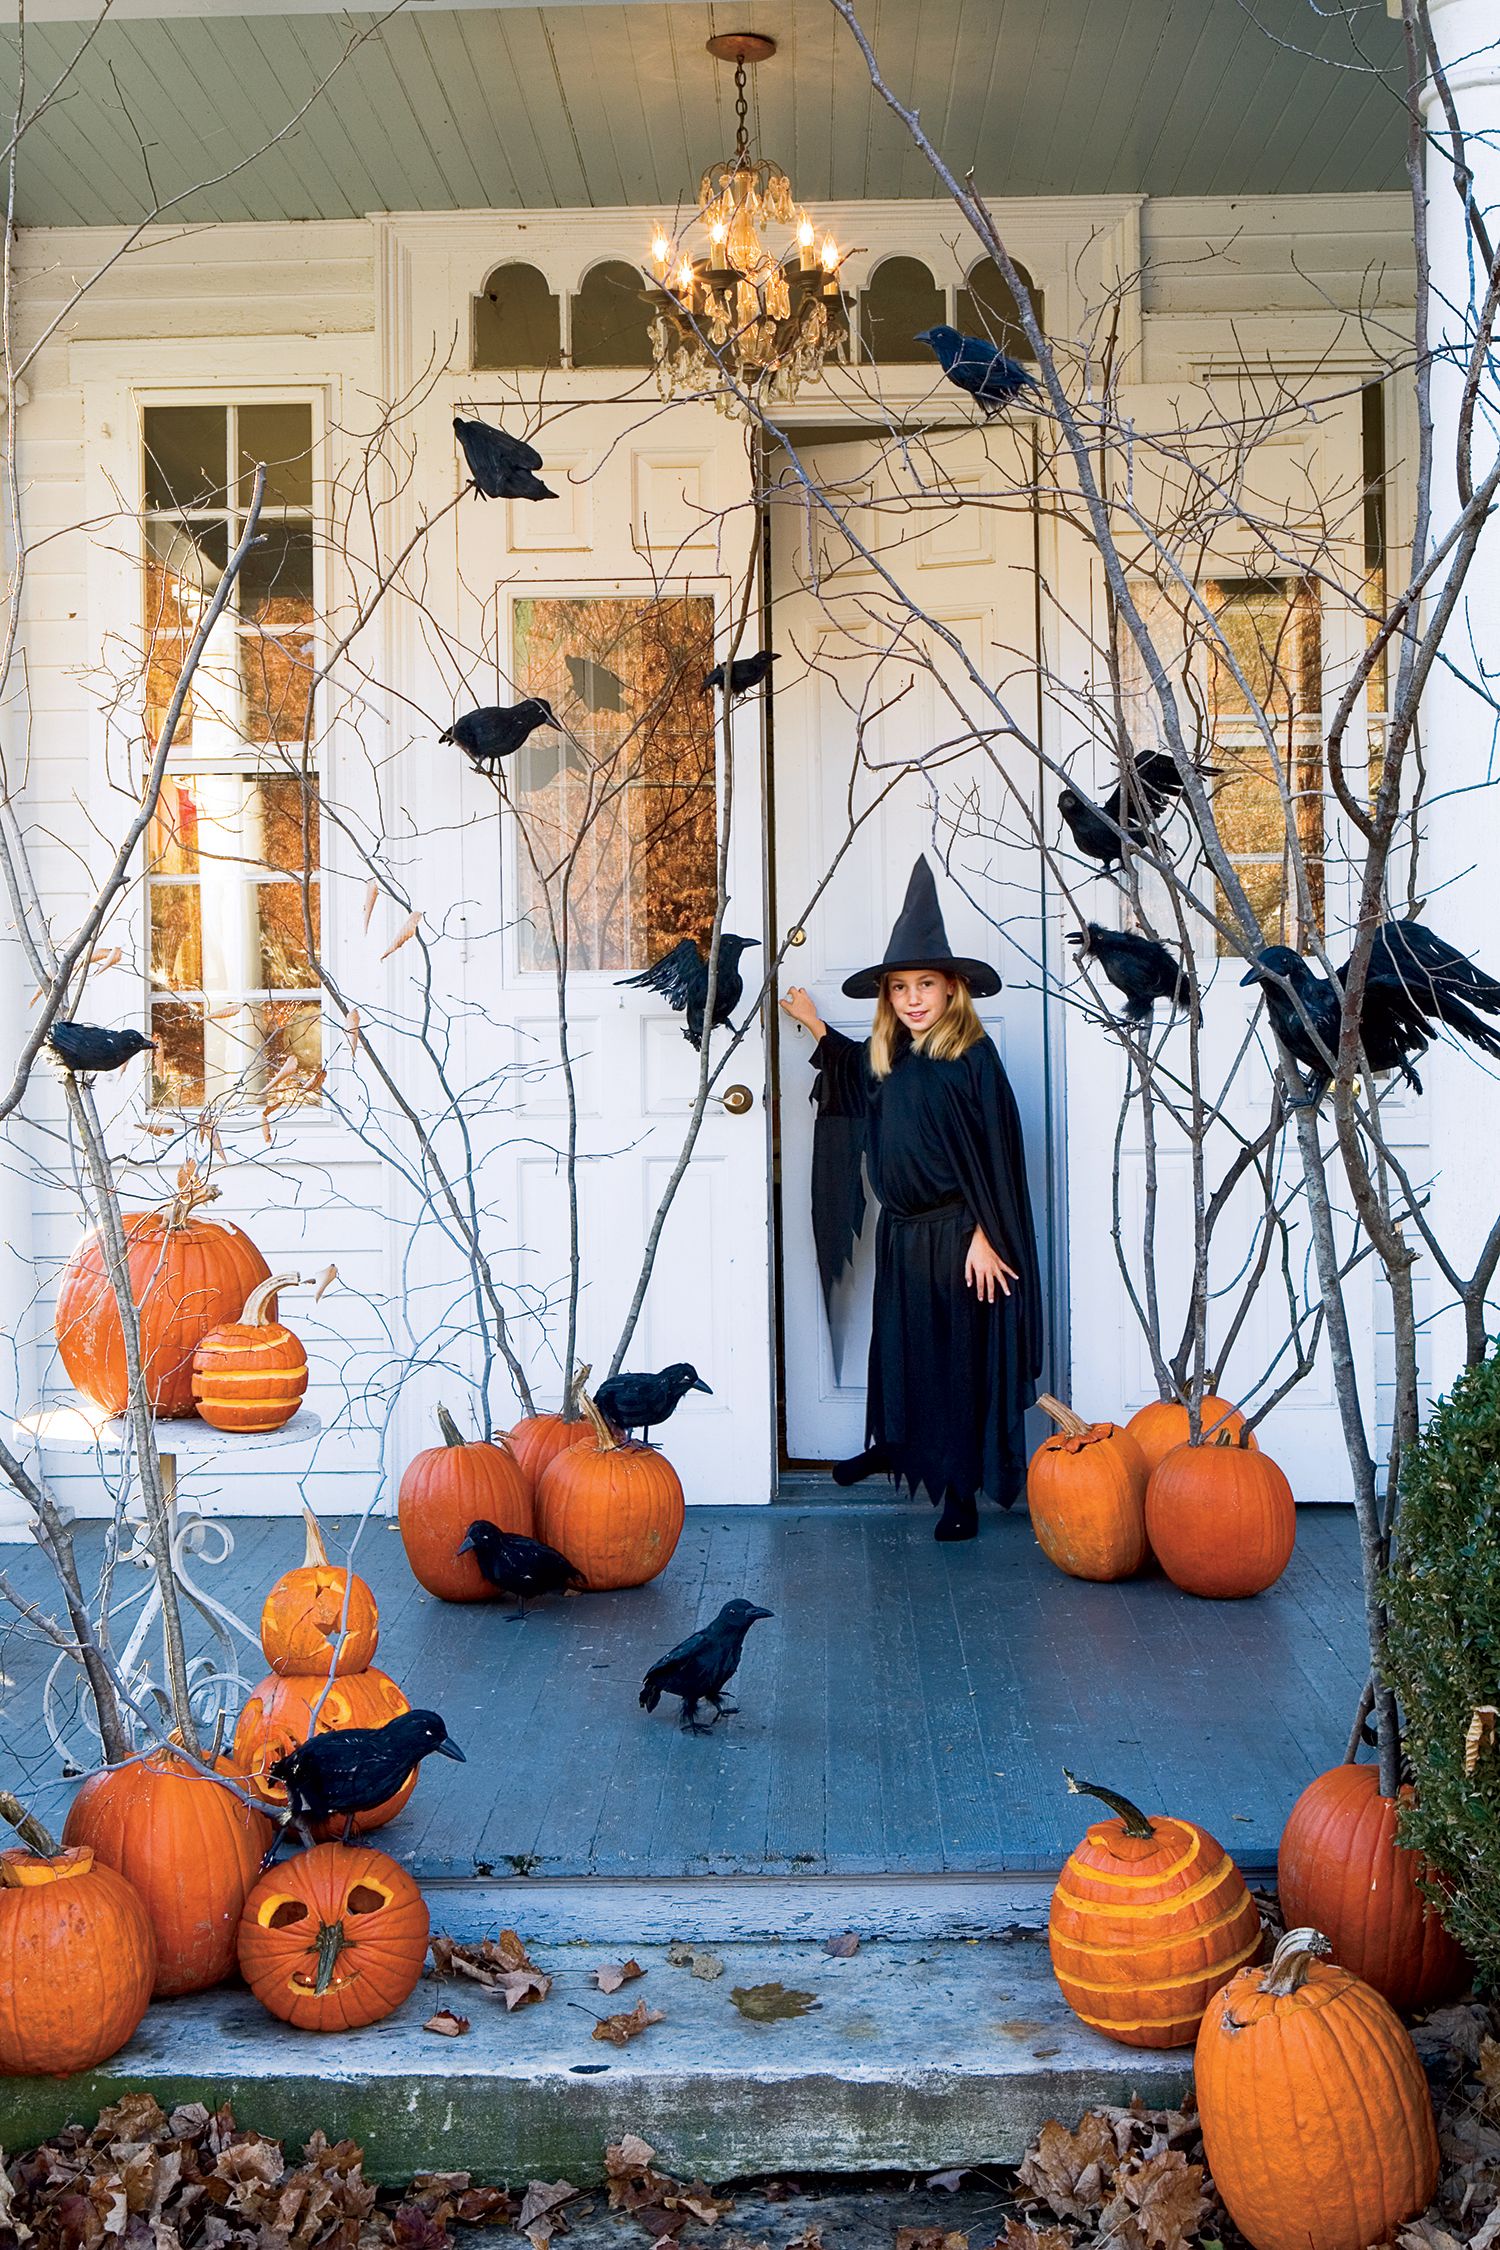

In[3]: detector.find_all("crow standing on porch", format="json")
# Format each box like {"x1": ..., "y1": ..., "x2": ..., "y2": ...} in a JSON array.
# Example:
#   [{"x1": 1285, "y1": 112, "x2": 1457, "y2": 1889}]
[
  {"x1": 453, "y1": 416, "x2": 556, "y2": 502},
  {"x1": 915, "y1": 325, "x2": 1038, "y2": 413},
  {"x1": 639, "y1": 1599, "x2": 773, "y2": 1733},
  {"x1": 45, "y1": 1023, "x2": 156, "y2": 1075},
  {"x1": 1070, "y1": 925, "x2": 1189, "y2": 1025},
  {"x1": 617, "y1": 932, "x2": 760, "y2": 1048},
  {"x1": 269, "y1": 1709, "x2": 465, "y2": 1843},
  {"x1": 702, "y1": 650, "x2": 778, "y2": 698},
  {"x1": 596, "y1": 1363, "x2": 711, "y2": 1445},
  {"x1": 442, "y1": 700, "x2": 559, "y2": 767},
  {"x1": 456, "y1": 1521, "x2": 584, "y2": 1619}
]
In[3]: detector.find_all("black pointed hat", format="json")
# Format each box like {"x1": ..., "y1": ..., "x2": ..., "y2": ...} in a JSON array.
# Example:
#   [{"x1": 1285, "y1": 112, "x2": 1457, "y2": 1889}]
[{"x1": 841, "y1": 855, "x2": 1001, "y2": 999}]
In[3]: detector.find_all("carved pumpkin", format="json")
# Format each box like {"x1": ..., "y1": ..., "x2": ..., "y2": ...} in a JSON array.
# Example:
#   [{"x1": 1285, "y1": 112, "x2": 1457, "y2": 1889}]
[
  {"x1": 192, "y1": 1272, "x2": 308, "y2": 1432},
  {"x1": 1277, "y1": 1762, "x2": 1470, "y2": 2012},
  {"x1": 237, "y1": 1841, "x2": 429, "y2": 2031},
  {"x1": 536, "y1": 1394, "x2": 684, "y2": 1590},
  {"x1": 1026, "y1": 1396, "x2": 1148, "y2": 1582},
  {"x1": 1196, "y1": 1928, "x2": 1439, "y2": 2250},
  {"x1": 62, "y1": 1745, "x2": 274, "y2": 1996},
  {"x1": 1126, "y1": 1394, "x2": 1255, "y2": 1478},
  {"x1": 260, "y1": 1510, "x2": 380, "y2": 1678},
  {"x1": 1146, "y1": 1431, "x2": 1295, "y2": 1598},
  {"x1": 1049, "y1": 1773, "x2": 1261, "y2": 2048},
  {"x1": 507, "y1": 1365, "x2": 596, "y2": 1504},
  {"x1": 397, "y1": 1405, "x2": 533, "y2": 1600},
  {"x1": 55, "y1": 1178, "x2": 271, "y2": 1418},
  {"x1": 0, "y1": 1843, "x2": 157, "y2": 2075},
  {"x1": 233, "y1": 1666, "x2": 414, "y2": 1836}
]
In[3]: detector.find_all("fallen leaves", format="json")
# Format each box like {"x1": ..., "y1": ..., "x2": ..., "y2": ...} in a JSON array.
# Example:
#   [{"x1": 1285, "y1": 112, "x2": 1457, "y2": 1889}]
[
  {"x1": 421, "y1": 2010, "x2": 470, "y2": 2038},
  {"x1": 428, "y1": 1929, "x2": 552, "y2": 2010},
  {"x1": 592, "y1": 1958, "x2": 646, "y2": 1995},
  {"x1": 822, "y1": 1932, "x2": 860, "y2": 1957},
  {"x1": 603, "y1": 2136, "x2": 733, "y2": 2236},
  {"x1": 896, "y1": 2230, "x2": 968, "y2": 2250},
  {"x1": 666, "y1": 1939, "x2": 724, "y2": 1980},
  {"x1": 592, "y1": 1997, "x2": 665, "y2": 2046},
  {"x1": 516, "y1": 2180, "x2": 579, "y2": 2250},
  {"x1": 729, "y1": 1984, "x2": 821, "y2": 2022}
]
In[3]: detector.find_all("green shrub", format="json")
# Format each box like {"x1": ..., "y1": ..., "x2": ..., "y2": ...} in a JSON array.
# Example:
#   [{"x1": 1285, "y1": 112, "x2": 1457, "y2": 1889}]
[{"x1": 1386, "y1": 1347, "x2": 1500, "y2": 1992}]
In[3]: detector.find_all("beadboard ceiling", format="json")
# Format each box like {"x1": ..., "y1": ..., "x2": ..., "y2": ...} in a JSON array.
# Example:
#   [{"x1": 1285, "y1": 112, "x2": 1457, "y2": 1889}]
[{"x1": 3, "y1": 0, "x2": 1406, "y2": 228}]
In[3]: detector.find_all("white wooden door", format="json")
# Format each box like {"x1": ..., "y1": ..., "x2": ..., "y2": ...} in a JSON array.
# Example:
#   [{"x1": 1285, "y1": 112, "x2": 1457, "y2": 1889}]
[{"x1": 769, "y1": 425, "x2": 1054, "y2": 1463}]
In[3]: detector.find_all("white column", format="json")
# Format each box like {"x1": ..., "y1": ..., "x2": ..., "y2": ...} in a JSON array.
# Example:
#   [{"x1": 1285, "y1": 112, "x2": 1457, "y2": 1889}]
[{"x1": 0, "y1": 915, "x2": 40, "y2": 1536}]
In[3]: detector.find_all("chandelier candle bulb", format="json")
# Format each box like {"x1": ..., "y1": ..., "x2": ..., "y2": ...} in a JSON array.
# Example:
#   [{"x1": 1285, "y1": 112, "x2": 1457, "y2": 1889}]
[
  {"x1": 651, "y1": 232, "x2": 671, "y2": 278},
  {"x1": 798, "y1": 212, "x2": 816, "y2": 268}
]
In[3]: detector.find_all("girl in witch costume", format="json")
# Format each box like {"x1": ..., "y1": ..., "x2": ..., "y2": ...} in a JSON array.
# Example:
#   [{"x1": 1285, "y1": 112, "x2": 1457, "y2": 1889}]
[{"x1": 780, "y1": 857, "x2": 1042, "y2": 1542}]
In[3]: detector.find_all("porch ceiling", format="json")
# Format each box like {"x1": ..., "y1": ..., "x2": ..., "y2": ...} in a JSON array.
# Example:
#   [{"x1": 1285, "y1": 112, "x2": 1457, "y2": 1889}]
[{"x1": 5, "y1": 0, "x2": 1405, "y2": 229}]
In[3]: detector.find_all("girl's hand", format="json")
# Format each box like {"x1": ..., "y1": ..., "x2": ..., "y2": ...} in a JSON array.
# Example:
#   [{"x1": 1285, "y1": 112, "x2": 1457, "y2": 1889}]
[
  {"x1": 780, "y1": 985, "x2": 827, "y2": 1040},
  {"x1": 966, "y1": 1227, "x2": 1018, "y2": 1303}
]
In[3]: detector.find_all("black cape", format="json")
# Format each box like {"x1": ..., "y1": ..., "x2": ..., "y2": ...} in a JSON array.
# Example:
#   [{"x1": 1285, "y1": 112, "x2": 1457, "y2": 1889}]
[{"x1": 810, "y1": 1026, "x2": 1042, "y2": 1508}]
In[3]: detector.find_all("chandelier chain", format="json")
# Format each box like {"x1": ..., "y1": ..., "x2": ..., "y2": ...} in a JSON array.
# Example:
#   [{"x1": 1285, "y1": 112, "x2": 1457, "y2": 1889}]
[{"x1": 734, "y1": 54, "x2": 750, "y2": 163}]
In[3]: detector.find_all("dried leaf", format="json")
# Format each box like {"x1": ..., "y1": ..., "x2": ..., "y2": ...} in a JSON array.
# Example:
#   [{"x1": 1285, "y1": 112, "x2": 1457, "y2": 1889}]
[
  {"x1": 784, "y1": 2229, "x2": 823, "y2": 2250},
  {"x1": 87, "y1": 947, "x2": 123, "y2": 973},
  {"x1": 822, "y1": 1932, "x2": 859, "y2": 1957},
  {"x1": 992, "y1": 2225, "x2": 1073, "y2": 2250},
  {"x1": 422, "y1": 2010, "x2": 470, "y2": 2038},
  {"x1": 669, "y1": 2184, "x2": 734, "y2": 2226},
  {"x1": 345, "y1": 1006, "x2": 362, "y2": 1057},
  {"x1": 363, "y1": 879, "x2": 380, "y2": 932},
  {"x1": 592, "y1": 1997, "x2": 665, "y2": 2046},
  {"x1": 313, "y1": 1263, "x2": 338, "y2": 1302},
  {"x1": 1098, "y1": 2150, "x2": 1208, "y2": 2250},
  {"x1": 729, "y1": 1983, "x2": 820, "y2": 2022},
  {"x1": 592, "y1": 1958, "x2": 646, "y2": 1995},
  {"x1": 517, "y1": 2183, "x2": 579, "y2": 2231},
  {"x1": 666, "y1": 1940, "x2": 724, "y2": 1979},
  {"x1": 140, "y1": 1122, "x2": 177, "y2": 1137},
  {"x1": 895, "y1": 2232, "x2": 967, "y2": 2250},
  {"x1": 605, "y1": 2138, "x2": 658, "y2": 2180},
  {"x1": 380, "y1": 909, "x2": 422, "y2": 960},
  {"x1": 1016, "y1": 2114, "x2": 1121, "y2": 2220},
  {"x1": 432, "y1": 1928, "x2": 551, "y2": 2006}
]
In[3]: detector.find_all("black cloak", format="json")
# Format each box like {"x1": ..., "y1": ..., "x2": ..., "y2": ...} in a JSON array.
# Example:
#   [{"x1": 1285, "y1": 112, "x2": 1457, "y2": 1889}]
[{"x1": 810, "y1": 1024, "x2": 1042, "y2": 1508}]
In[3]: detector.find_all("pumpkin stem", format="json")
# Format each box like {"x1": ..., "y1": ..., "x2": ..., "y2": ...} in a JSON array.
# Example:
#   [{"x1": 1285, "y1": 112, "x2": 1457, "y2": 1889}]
[
  {"x1": 313, "y1": 1918, "x2": 350, "y2": 1995},
  {"x1": 562, "y1": 1361, "x2": 592, "y2": 1426},
  {"x1": 1038, "y1": 1393, "x2": 1090, "y2": 1440},
  {"x1": 435, "y1": 1405, "x2": 468, "y2": 1449},
  {"x1": 165, "y1": 1165, "x2": 222, "y2": 1228},
  {"x1": 301, "y1": 1507, "x2": 329, "y2": 1569},
  {"x1": 1063, "y1": 1768, "x2": 1156, "y2": 1840},
  {"x1": 0, "y1": 1788, "x2": 58, "y2": 1858},
  {"x1": 578, "y1": 1389, "x2": 622, "y2": 1453},
  {"x1": 241, "y1": 1273, "x2": 301, "y2": 1326},
  {"x1": 1261, "y1": 1926, "x2": 1332, "y2": 1995}
]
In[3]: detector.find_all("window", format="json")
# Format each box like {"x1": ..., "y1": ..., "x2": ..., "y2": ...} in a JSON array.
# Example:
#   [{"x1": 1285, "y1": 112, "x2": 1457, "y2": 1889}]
[
  {"x1": 570, "y1": 262, "x2": 653, "y2": 368},
  {"x1": 142, "y1": 401, "x2": 322, "y2": 1109},
  {"x1": 473, "y1": 263, "x2": 562, "y2": 370},
  {"x1": 1205, "y1": 578, "x2": 1324, "y2": 953},
  {"x1": 858, "y1": 256, "x2": 945, "y2": 364},
  {"x1": 956, "y1": 258, "x2": 1041, "y2": 363}
]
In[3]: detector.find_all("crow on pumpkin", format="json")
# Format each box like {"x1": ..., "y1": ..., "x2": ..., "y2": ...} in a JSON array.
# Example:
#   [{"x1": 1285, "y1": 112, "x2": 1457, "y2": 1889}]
[{"x1": 268, "y1": 1709, "x2": 464, "y2": 1846}]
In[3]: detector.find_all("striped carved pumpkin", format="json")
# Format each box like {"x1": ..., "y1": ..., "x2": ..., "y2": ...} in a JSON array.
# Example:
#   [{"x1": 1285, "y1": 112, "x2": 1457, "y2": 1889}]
[
  {"x1": 193, "y1": 1272, "x2": 308, "y2": 1432},
  {"x1": 1049, "y1": 1773, "x2": 1262, "y2": 2047}
]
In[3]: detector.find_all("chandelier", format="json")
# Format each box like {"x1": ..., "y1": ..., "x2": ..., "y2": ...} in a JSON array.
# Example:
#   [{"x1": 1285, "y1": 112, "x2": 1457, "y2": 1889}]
[{"x1": 646, "y1": 33, "x2": 852, "y2": 414}]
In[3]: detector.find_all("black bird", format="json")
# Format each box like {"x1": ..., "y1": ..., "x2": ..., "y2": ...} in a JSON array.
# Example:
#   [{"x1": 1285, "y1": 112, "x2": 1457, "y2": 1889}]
[
  {"x1": 702, "y1": 651, "x2": 778, "y2": 698},
  {"x1": 596, "y1": 1362, "x2": 711, "y2": 1446},
  {"x1": 915, "y1": 324, "x2": 1039, "y2": 413},
  {"x1": 269, "y1": 1709, "x2": 464, "y2": 1842},
  {"x1": 1057, "y1": 785, "x2": 1129, "y2": 871},
  {"x1": 617, "y1": 932, "x2": 760, "y2": 1048},
  {"x1": 442, "y1": 699, "x2": 558, "y2": 766},
  {"x1": 456, "y1": 1521, "x2": 584, "y2": 1619},
  {"x1": 565, "y1": 653, "x2": 625, "y2": 713},
  {"x1": 1367, "y1": 920, "x2": 1500, "y2": 1047},
  {"x1": 46, "y1": 1022, "x2": 156, "y2": 1075},
  {"x1": 639, "y1": 1598, "x2": 774, "y2": 1733},
  {"x1": 1058, "y1": 752, "x2": 1217, "y2": 871},
  {"x1": 1244, "y1": 921, "x2": 1500, "y2": 1100},
  {"x1": 1070, "y1": 925, "x2": 1189, "y2": 1025},
  {"x1": 454, "y1": 415, "x2": 556, "y2": 502}
]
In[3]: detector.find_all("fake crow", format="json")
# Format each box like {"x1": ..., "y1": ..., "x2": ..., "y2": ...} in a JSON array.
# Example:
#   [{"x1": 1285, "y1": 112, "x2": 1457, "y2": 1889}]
[
  {"x1": 596, "y1": 1363, "x2": 711, "y2": 1445},
  {"x1": 1070, "y1": 925, "x2": 1189, "y2": 1025},
  {"x1": 46, "y1": 1022, "x2": 155, "y2": 1075},
  {"x1": 639, "y1": 1598, "x2": 773, "y2": 1733},
  {"x1": 1245, "y1": 921, "x2": 1500, "y2": 1099},
  {"x1": 269, "y1": 1708, "x2": 464, "y2": 1842},
  {"x1": 616, "y1": 931, "x2": 760, "y2": 1048},
  {"x1": 915, "y1": 324, "x2": 1038, "y2": 413},
  {"x1": 453, "y1": 415, "x2": 556, "y2": 502},
  {"x1": 702, "y1": 650, "x2": 778, "y2": 698},
  {"x1": 565, "y1": 653, "x2": 625, "y2": 712},
  {"x1": 442, "y1": 699, "x2": 558, "y2": 766},
  {"x1": 456, "y1": 1521, "x2": 585, "y2": 1619},
  {"x1": 1058, "y1": 752, "x2": 1217, "y2": 872}
]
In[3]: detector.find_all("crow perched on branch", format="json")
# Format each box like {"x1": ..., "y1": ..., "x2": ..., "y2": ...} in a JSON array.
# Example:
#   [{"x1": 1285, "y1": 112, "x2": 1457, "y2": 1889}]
[
  {"x1": 702, "y1": 651, "x2": 778, "y2": 699},
  {"x1": 596, "y1": 1364, "x2": 711, "y2": 1445},
  {"x1": 1242, "y1": 921, "x2": 1500, "y2": 1099},
  {"x1": 456, "y1": 1522, "x2": 584, "y2": 1619},
  {"x1": 1058, "y1": 752, "x2": 1217, "y2": 872},
  {"x1": 617, "y1": 933, "x2": 760, "y2": 1048},
  {"x1": 442, "y1": 700, "x2": 558, "y2": 767},
  {"x1": 269, "y1": 1709, "x2": 465, "y2": 1843},
  {"x1": 639, "y1": 1599, "x2": 773, "y2": 1734},
  {"x1": 1070, "y1": 925, "x2": 1189, "y2": 1025},
  {"x1": 453, "y1": 416, "x2": 556, "y2": 502},
  {"x1": 915, "y1": 325, "x2": 1038, "y2": 413},
  {"x1": 46, "y1": 1023, "x2": 156, "y2": 1075}
]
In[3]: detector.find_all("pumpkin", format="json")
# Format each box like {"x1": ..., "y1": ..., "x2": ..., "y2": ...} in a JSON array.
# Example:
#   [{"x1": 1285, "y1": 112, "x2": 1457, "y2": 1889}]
[
  {"x1": 507, "y1": 1363, "x2": 596, "y2": 1504},
  {"x1": 260, "y1": 1509, "x2": 380, "y2": 1678},
  {"x1": 1026, "y1": 1395, "x2": 1148, "y2": 1582},
  {"x1": 55, "y1": 1177, "x2": 271, "y2": 1418},
  {"x1": 0, "y1": 1842, "x2": 157, "y2": 2075},
  {"x1": 536, "y1": 1392, "x2": 684, "y2": 1590},
  {"x1": 62, "y1": 1745, "x2": 274, "y2": 1996},
  {"x1": 1277, "y1": 1761, "x2": 1470, "y2": 2012},
  {"x1": 397, "y1": 1405, "x2": 533, "y2": 1600},
  {"x1": 237, "y1": 1840, "x2": 429, "y2": 2032},
  {"x1": 192, "y1": 1271, "x2": 308, "y2": 1432},
  {"x1": 1126, "y1": 1393, "x2": 1255, "y2": 1478},
  {"x1": 1048, "y1": 1772, "x2": 1262, "y2": 2048},
  {"x1": 1196, "y1": 1927, "x2": 1439, "y2": 2250},
  {"x1": 1145, "y1": 1430, "x2": 1295, "y2": 1598},
  {"x1": 233, "y1": 1666, "x2": 414, "y2": 1835}
]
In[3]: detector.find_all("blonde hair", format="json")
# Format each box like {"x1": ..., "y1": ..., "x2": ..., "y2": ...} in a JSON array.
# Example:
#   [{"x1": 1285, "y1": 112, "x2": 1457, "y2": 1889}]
[{"x1": 869, "y1": 972, "x2": 985, "y2": 1078}]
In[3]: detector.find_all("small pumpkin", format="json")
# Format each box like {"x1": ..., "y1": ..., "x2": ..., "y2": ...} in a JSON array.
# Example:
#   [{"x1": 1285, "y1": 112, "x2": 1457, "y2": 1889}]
[
  {"x1": 507, "y1": 1363, "x2": 596, "y2": 1503},
  {"x1": 1146, "y1": 1428, "x2": 1295, "y2": 1598},
  {"x1": 1126, "y1": 1393, "x2": 1255, "y2": 1478},
  {"x1": 398, "y1": 1405, "x2": 533, "y2": 1600},
  {"x1": 1026, "y1": 1395, "x2": 1148, "y2": 1582},
  {"x1": 192, "y1": 1271, "x2": 309, "y2": 1432},
  {"x1": 536, "y1": 1392, "x2": 684, "y2": 1591},
  {"x1": 260, "y1": 1509, "x2": 380, "y2": 1678},
  {"x1": 1196, "y1": 1927, "x2": 1439, "y2": 2250},
  {"x1": 1277, "y1": 1761, "x2": 1469, "y2": 2012},
  {"x1": 237, "y1": 1840, "x2": 429, "y2": 2031},
  {"x1": 0, "y1": 1841, "x2": 157, "y2": 2074},
  {"x1": 62, "y1": 1745, "x2": 274, "y2": 1996},
  {"x1": 1048, "y1": 1772, "x2": 1261, "y2": 2048},
  {"x1": 233, "y1": 1666, "x2": 414, "y2": 1835}
]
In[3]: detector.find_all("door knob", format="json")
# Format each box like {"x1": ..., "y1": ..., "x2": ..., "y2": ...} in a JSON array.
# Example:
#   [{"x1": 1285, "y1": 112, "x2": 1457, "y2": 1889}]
[{"x1": 719, "y1": 1084, "x2": 754, "y2": 1115}]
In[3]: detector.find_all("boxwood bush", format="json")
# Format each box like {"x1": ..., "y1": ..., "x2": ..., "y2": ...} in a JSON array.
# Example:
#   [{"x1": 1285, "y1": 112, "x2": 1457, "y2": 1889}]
[{"x1": 1386, "y1": 1347, "x2": 1500, "y2": 1992}]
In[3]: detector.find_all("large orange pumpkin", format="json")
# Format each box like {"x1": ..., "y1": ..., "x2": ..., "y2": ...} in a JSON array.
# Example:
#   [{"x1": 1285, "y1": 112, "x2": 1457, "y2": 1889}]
[
  {"x1": 233, "y1": 1666, "x2": 414, "y2": 1835},
  {"x1": 1196, "y1": 1927, "x2": 1439, "y2": 2250},
  {"x1": 1026, "y1": 1395, "x2": 1148, "y2": 1582},
  {"x1": 1126, "y1": 1393, "x2": 1255, "y2": 1478},
  {"x1": 192, "y1": 1271, "x2": 308, "y2": 1432},
  {"x1": 0, "y1": 1843, "x2": 157, "y2": 2075},
  {"x1": 398, "y1": 1405, "x2": 533, "y2": 1600},
  {"x1": 1146, "y1": 1432, "x2": 1295, "y2": 1598},
  {"x1": 1048, "y1": 1773, "x2": 1261, "y2": 2048},
  {"x1": 1277, "y1": 1761, "x2": 1470, "y2": 2012},
  {"x1": 260, "y1": 1510, "x2": 380, "y2": 1678},
  {"x1": 507, "y1": 1365, "x2": 596, "y2": 1503},
  {"x1": 55, "y1": 1178, "x2": 271, "y2": 1418},
  {"x1": 536, "y1": 1393, "x2": 684, "y2": 1590},
  {"x1": 238, "y1": 1841, "x2": 429, "y2": 2032},
  {"x1": 63, "y1": 1745, "x2": 274, "y2": 1996}
]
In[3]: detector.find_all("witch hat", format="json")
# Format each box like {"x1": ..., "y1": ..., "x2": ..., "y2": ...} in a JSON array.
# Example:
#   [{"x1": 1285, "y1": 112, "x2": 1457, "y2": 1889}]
[{"x1": 841, "y1": 855, "x2": 1001, "y2": 999}]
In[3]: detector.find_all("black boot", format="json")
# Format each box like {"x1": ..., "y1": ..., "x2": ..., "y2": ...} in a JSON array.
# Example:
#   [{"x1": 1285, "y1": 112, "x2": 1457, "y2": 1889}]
[
  {"x1": 934, "y1": 1487, "x2": 979, "y2": 1542},
  {"x1": 832, "y1": 1443, "x2": 891, "y2": 1489}
]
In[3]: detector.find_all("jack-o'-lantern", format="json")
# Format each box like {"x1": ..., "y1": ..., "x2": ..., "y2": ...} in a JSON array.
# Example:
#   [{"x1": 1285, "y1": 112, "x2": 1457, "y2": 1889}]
[{"x1": 237, "y1": 1841, "x2": 429, "y2": 2031}]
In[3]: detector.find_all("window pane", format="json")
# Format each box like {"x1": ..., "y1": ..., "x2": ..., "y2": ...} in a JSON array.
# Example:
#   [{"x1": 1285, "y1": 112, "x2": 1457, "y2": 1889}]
[
  {"x1": 473, "y1": 263, "x2": 562, "y2": 370},
  {"x1": 238, "y1": 525, "x2": 315, "y2": 743},
  {"x1": 151, "y1": 999, "x2": 205, "y2": 1109},
  {"x1": 144, "y1": 519, "x2": 229, "y2": 747},
  {"x1": 256, "y1": 999, "x2": 322, "y2": 1083},
  {"x1": 956, "y1": 259, "x2": 1042, "y2": 363},
  {"x1": 1206, "y1": 579, "x2": 1323, "y2": 953},
  {"x1": 150, "y1": 881, "x2": 202, "y2": 990},
  {"x1": 144, "y1": 406, "x2": 228, "y2": 511},
  {"x1": 259, "y1": 773, "x2": 320, "y2": 875},
  {"x1": 570, "y1": 262, "x2": 653, "y2": 369},
  {"x1": 255, "y1": 880, "x2": 319, "y2": 988},
  {"x1": 859, "y1": 257, "x2": 944, "y2": 364},
  {"x1": 237, "y1": 404, "x2": 313, "y2": 510}
]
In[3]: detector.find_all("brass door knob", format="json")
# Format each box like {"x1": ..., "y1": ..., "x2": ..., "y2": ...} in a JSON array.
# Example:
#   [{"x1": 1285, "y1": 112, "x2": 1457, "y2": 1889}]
[{"x1": 720, "y1": 1084, "x2": 754, "y2": 1115}]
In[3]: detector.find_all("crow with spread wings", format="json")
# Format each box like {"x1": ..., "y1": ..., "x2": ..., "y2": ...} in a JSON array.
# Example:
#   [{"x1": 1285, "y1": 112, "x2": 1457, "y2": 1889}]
[{"x1": 617, "y1": 932, "x2": 760, "y2": 1048}]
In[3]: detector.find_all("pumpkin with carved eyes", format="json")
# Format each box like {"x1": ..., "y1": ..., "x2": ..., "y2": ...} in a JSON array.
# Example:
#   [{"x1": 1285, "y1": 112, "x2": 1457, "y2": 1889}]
[
  {"x1": 237, "y1": 1841, "x2": 430, "y2": 2031},
  {"x1": 232, "y1": 1666, "x2": 414, "y2": 1835}
]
